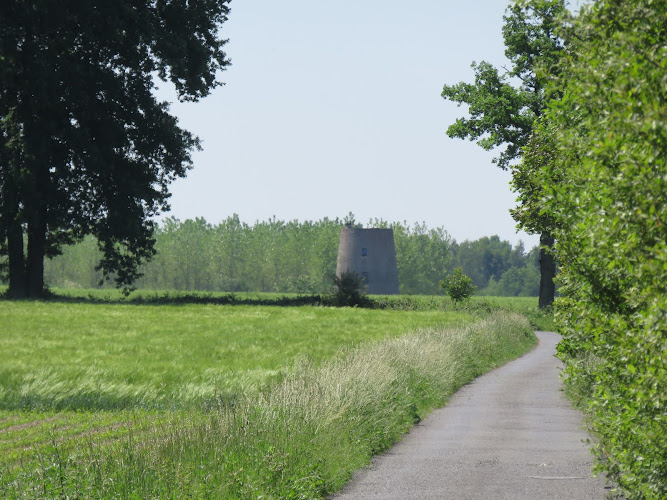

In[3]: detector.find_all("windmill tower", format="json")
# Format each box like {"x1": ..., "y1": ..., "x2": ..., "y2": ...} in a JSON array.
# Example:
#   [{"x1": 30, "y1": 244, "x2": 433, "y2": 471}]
[{"x1": 335, "y1": 226, "x2": 400, "y2": 295}]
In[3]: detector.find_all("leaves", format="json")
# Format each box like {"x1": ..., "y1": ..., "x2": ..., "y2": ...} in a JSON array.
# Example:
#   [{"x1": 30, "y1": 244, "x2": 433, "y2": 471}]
[
  {"x1": 530, "y1": 0, "x2": 667, "y2": 497},
  {"x1": 0, "y1": 0, "x2": 231, "y2": 296},
  {"x1": 441, "y1": 61, "x2": 536, "y2": 170},
  {"x1": 441, "y1": 1, "x2": 566, "y2": 171},
  {"x1": 441, "y1": 1, "x2": 567, "y2": 309},
  {"x1": 440, "y1": 268, "x2": 477, "y2": 303}
]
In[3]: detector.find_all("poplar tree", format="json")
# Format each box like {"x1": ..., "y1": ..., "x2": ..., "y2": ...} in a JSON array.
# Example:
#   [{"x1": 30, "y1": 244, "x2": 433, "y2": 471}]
[{"x1": 0, "y1": 1, "x2": 230, "y2": 297}]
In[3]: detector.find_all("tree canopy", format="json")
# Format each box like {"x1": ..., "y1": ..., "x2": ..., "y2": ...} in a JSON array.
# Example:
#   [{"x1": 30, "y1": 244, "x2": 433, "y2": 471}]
[
  {"x1": 441, "y1": 0, "x2": 564, "y2": 170},
  {"x1": 0, "y1": 0, "x2": 231, "y2": 297}
]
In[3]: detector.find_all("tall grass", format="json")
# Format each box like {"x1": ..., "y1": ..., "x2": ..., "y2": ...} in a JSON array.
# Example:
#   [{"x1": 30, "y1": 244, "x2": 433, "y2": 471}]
[
  {"x1": 2, "y1": 312, "x2": 535, "y2": 499},
  {"x1": 0, "y1": 302, "x2": 469, "y2": 411},
  {"x1": 373, "y1": 294, "x2": 555, "y2": 331}
]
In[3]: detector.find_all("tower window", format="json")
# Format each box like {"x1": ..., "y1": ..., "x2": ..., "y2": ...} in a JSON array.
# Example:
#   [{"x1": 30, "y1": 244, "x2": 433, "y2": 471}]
[{"x1": 361, "y1": 248, "x2": 368, "y2": 256}]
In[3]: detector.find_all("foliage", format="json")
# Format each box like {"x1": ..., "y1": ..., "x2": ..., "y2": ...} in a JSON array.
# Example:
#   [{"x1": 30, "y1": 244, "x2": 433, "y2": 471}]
[
  {"x1": 0, "y1": 308, "x2": 535, "y2": 499},
  {"x1": 452, "y1": 235, "x2": 527, "y2": 290},
  {"x1": 37, "y1": 215, "x2": 541, "y2": 297},
  {"x1": 527, "y1": 0, "x2": 667, "y2": 497},
  {"x1": 331, "y1": 270, "x2": 369, "y2": 307},
  {"x1": 382, "y1": 220, "x2": 453, "y2": 295},
  {"x1": 441, "y1": 0, "x2": 567, "y2": 308},
  {"x1": 474, "y1": 296, "x2": 554, "y2": 332},
  {"x1": 0, "y1": 1, "x2": 231, "y2": 297},
  {"x1": 440, "y1": 268, "x2": 477, "y2": 303},
  {"x1": 441, "y1": 0, "x2": 565, "y2": 169},
  {"x1": 144, "y1": 215, "x2": 342, "y2": 294},
  {"x1": 484, "y1": 265, "x2": 540, "y2": 298}
]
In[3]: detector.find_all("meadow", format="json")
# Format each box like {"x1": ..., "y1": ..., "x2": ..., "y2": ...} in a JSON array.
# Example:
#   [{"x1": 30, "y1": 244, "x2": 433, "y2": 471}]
[
  {"x1": 0, "y1": 300, "x2": 471, "y2": 410},
  {"x1": 0, "y1": 291, "x2": 538, "y2": 498}
]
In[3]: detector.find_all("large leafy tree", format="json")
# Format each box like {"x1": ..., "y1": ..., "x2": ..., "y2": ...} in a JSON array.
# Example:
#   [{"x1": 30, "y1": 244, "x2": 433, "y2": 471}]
[
  {"x1": 0, "y1": 1, "x2": 230, "y2": 297},
  {"x1": 441, "y1": 0, "x2": 565, "y2": 308}
]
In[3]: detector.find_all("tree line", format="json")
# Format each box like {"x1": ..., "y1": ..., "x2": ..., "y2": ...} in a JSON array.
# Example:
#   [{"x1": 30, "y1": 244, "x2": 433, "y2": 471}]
[{"x1": 41, "y1": 214, "x2": 540, "y2": 297}]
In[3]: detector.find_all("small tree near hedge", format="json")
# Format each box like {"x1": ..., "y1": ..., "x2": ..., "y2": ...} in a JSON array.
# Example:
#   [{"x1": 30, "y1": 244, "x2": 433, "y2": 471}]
[
  {"x1": 331, "y1": 270, "x2": 369, "y2": 307},
  {"x1": 440, "y1": 268, "x2": 477, "y2": 303}
]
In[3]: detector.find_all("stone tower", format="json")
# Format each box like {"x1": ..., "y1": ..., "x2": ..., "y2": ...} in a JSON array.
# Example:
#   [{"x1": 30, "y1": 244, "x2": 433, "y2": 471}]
[{"x1": 336, "y1": 226, "x2": 400, "y2": 295}]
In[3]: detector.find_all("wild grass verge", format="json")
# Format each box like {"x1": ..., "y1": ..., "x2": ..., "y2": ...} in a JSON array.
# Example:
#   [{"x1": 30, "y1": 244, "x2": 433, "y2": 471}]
[
  {"x1": 373, "y1": 295, "x2": 555, "y2": 331},
  {"x1": 2, "y1": 312, "x2": 535, "y2": 499}
]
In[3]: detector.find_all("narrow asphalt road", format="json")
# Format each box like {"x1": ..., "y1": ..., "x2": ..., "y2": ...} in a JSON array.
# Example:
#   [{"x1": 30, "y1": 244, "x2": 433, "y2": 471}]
[{"x1": 332, "y1": 332, "x2": 611, "y2": 499}]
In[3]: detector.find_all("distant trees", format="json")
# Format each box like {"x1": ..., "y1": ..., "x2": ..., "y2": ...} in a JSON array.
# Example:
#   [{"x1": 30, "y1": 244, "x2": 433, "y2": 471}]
[
  {"x1": 0, "y1": 1, "x2": 231, "y2": 298},
  {"x1": 384, "y1": 221, "x2": 453, "y2": 295},
  {"x1": 452, "y1": 236, "x2": 540, "y2": 297},
  {"x1": 484, "y1": 255, "x2": 540, "y2": 297},
  {"x1": 38, "y1": 215, "x2": 541, "y2": 297},
  {"x1": 451, "y1": 236, "x2": 522, "y2": 289},
  {"x1": 138, "y1": 216, "x2": 342, "y2": 293}
]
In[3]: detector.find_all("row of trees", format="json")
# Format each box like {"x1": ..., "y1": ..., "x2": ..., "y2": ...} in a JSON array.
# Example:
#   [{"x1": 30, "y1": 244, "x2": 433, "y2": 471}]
[
  {"x1": 41, "y1": 214, "x2": 541, "y2": 297},
  {"x1": 444, "y1": 0, "x2": 665, "y2": 497}
]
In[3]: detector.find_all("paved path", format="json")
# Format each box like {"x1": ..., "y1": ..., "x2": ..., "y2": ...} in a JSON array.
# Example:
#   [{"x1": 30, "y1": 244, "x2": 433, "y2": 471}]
[{"x1": 332, "y1": 332, "x2": 611, "y2": 499}]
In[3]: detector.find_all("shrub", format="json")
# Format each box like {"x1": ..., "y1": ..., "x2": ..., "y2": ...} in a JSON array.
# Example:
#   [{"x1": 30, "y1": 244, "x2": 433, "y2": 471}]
[
  {"x1": 526, "y1": 1, "x2": 667, "y2": 497},
  {"x1": 331, "y1": 270, "x2": 369, "y2": 307},
  {"x1": 440, "y1": 268, "x2": 477, "y2": 303}
]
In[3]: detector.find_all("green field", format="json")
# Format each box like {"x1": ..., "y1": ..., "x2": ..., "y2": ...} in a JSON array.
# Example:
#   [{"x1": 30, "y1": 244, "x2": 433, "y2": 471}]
[
  {"x1": 0, "y1": 293, "x2": 538, "y2": 498},
  {"x1": 0, "y1": 301, "x2": 470, "y2": 410}
]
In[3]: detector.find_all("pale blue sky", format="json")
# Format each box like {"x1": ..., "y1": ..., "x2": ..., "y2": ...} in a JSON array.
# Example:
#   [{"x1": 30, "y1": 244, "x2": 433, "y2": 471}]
[{"x1": 159, "y1": 0, "x2": 541, "y2": 248}]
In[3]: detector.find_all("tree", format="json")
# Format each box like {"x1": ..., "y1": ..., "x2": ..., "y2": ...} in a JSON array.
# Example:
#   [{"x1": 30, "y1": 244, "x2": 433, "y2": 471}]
[
  {"x1": 440, "y1": 268, "x2": 476, "y2": 303},
  {"x1": 452, "y1": 235, "x2": 519, "y2": 290},
  {"x1": 0, "y1": 1, "x2": 231, "y2": 297},
  {"x1": 441, "y1": 0, "x2": 565, "y2": 308},
  {"x1": 389, "y1": 221, "x2": 453, "y2": 295},
  {"x1": 484, "y1": 265, "x2": 540, "y2": 297},
  {"x1": 331, "y1": 270, "x2": 369, "y2": 307}
]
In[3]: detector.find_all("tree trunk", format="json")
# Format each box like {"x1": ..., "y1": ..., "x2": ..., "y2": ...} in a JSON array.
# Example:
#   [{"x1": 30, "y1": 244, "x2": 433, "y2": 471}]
[
  {"x1": 26, "y1": 207, "x2": 46, "y2": 297},
  {"x1": 538, "y1": 232, "x2": 556, "y2": 309},
  {"x1": 3, "y1": 174, "x2": 28, "y2": 298},
  {"x1": 6, "y1": 217, "x2": 27, "y2": 298}
]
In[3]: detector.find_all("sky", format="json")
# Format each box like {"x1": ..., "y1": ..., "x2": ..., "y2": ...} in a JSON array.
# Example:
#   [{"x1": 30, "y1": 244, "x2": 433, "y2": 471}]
[{"x1": 158, "y1": 0, "x2": 542, "y2": 249}]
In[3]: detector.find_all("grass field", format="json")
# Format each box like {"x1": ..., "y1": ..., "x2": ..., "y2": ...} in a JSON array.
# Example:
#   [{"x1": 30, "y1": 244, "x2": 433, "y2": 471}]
[
  {"x1": 0, "y1": 292, "x2": 539, "y2": 498},
  {"x1": 0, "y1": 301, "x2": 471, "y2": 410}
]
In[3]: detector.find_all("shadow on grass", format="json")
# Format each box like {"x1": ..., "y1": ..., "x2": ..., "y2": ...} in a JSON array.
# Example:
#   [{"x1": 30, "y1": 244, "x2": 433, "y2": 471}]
[
  {"x1": 0, "y1": 287, "x2": 554, "y2": 328},
  {"x1": 0, "y1": 289, "x2": 325, "y2": 307}
]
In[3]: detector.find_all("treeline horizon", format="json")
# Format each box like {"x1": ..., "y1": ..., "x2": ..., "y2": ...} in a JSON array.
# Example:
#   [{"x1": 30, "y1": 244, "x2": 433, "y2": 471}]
[{"x1": 40, "y1": 214, "x2": 542, "y2": 297}]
